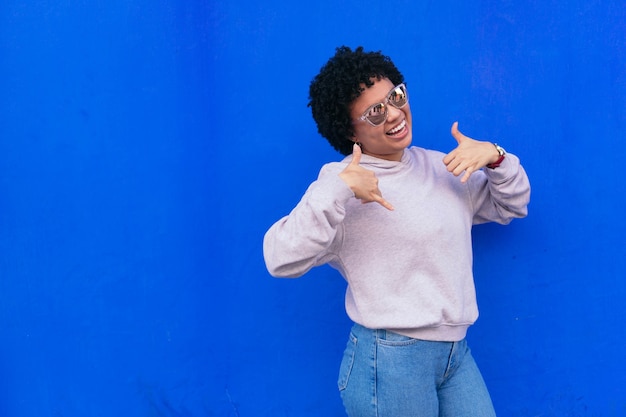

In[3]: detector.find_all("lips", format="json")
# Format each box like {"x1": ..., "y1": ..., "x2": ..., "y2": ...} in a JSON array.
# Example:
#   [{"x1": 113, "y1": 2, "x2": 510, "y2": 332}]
[{"x1": 386, "y1": 119, "x2": 407, "y2": 136}]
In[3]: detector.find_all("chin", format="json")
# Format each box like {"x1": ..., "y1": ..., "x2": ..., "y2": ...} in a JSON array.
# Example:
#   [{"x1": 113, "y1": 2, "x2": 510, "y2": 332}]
[{"x1": 399, "y1": 133, "x2": 412, "y2": 148}]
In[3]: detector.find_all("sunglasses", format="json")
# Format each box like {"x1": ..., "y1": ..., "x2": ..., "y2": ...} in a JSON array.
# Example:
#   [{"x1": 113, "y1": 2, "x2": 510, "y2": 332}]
[{"x1": 355, "y1": 83, "x2": 409, "y2": 127}]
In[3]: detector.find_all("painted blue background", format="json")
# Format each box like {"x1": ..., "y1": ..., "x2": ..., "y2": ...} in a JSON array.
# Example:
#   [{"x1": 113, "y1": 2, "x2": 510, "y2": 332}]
[{"x1": 1, "y1": 0, "x2": 624, "y2": 415}]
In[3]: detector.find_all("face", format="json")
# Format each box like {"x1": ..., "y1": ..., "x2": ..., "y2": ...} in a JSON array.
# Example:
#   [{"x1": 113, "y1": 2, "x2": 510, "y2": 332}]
[{"x1": 350, "y1": 78, "x2": 412, "y2": 161}]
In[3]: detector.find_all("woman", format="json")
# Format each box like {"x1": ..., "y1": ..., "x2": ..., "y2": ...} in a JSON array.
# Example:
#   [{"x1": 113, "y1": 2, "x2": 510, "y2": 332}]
[{"x1": 263, "y1": 46, "x2": 530, "y2": 416}]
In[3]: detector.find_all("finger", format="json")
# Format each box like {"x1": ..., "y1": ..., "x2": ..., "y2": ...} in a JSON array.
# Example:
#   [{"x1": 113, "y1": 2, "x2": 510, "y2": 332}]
[
  {"x1": 445, "y1": 157, "x2": 467, "y2": 178},
  {"x1": 444, "y1": 155, "x2": 461, "y2": 172},
  {"x1": 372, "y1": 194, "x2": 395, "y2": 211},
  {"x1": 453, "y1": 161, "x2": 470, "y2": 178},
  {"x1": 450, "y1": 121, "x2": 465, "y2": 145},
  {"x1": 460, "y1": 168, "x2": 473, "y2": 183},
  {"x1": 349, "y1": 143, "x2": 362, "y2": 166}
]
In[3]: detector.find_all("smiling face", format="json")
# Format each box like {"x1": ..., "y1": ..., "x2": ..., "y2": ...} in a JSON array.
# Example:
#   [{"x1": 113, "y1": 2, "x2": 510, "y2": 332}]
[{"x1": 350, "y1": 78, "x2": 412, "y2": 161}]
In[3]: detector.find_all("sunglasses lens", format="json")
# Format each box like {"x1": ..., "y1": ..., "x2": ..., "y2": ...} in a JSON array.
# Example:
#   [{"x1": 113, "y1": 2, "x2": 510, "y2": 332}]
[
  {"x1": 389, "y1": 85, "x2": 408, "y2": 108},
  {"x1": 365, "y1": 103, "x2": 387, "y2": 126}
]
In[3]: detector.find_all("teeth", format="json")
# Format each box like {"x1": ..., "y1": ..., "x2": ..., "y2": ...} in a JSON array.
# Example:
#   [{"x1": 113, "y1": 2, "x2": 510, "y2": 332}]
[{"x1": 387, "y1": 120, "x2": 406, "y2": 134}]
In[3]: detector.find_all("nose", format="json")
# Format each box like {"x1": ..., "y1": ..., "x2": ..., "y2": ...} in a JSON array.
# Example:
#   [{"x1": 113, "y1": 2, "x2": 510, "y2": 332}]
[{"x1": 386, "y1": 104, "x2": 404, "y2": 122}]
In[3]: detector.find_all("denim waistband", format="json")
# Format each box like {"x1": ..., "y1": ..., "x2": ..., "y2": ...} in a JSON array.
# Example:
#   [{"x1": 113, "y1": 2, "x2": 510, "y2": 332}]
[
  {"x1": 350, "y1": 323, "x2": 413, "y2": 342},
  {"x1": 350, "y1": 322, "x2": 466, "y2": 344}
]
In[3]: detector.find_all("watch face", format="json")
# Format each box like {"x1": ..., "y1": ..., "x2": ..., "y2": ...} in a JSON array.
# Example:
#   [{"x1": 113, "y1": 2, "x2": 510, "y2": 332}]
[{"x1": 495, "y1": 144, "x2": 506, "y2": 156}]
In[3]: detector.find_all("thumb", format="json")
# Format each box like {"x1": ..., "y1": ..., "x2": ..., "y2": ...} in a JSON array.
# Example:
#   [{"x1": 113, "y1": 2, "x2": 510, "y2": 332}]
[
  {"x1": 349, "y1": 142, "x2": 362, "y2": 165},
  {"x1": 450, "y1": 121, "x2": 465, "y2": 145}
]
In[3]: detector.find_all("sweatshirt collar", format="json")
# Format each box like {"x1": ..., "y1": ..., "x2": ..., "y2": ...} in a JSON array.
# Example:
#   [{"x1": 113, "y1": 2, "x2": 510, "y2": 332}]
[{"x1": 344, "y1": 148, "x2": 411, "y2": 169}]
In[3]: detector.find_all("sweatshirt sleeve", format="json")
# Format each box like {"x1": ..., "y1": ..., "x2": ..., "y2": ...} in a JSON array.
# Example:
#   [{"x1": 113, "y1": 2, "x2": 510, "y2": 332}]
[
  {"x1": 468, "y1": 153, "x2": 531, "y2": 225},
  {"x1": 263, "y1": 164, "x2": 354, "y2": 278}
]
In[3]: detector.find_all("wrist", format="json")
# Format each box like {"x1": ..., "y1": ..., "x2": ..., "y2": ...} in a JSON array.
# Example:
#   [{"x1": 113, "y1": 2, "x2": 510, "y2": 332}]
[{"x1": 486, "y1": 143, "x2": 506, "y2": 169}]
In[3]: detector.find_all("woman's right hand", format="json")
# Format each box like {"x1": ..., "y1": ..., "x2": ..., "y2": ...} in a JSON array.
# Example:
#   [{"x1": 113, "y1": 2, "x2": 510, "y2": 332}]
[{"x1": 338, "y1": 143, "x2": 394, "y2": 211}]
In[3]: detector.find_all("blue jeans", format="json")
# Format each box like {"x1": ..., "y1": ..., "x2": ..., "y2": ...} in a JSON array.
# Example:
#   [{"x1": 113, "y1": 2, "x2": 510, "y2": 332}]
[{"x1": 338, "y1": 323, "x2": 496, "y2": 417}]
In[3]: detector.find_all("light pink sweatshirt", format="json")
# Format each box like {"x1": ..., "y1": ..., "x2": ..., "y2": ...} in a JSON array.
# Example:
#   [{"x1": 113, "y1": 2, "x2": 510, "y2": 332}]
[{"x1": 263, "y1": 146, "x2": 530, "y2": 341}]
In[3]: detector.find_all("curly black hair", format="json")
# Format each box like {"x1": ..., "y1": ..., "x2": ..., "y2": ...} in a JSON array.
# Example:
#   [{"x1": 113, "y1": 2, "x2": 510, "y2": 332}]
[{"x1": 308, "y1": 46, "x2": 405, "y2": 155}]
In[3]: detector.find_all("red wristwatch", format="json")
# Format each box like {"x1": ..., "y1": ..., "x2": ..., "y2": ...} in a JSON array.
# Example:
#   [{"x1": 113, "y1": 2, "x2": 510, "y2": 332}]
[{"x1": 486, "y1": 143, "x2": 506, "y2": 169}]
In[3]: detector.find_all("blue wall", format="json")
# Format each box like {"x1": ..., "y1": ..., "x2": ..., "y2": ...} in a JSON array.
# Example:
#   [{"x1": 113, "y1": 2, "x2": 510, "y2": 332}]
[{"x1": 1, "y1": 0, "x2": 624, "y2": 415}]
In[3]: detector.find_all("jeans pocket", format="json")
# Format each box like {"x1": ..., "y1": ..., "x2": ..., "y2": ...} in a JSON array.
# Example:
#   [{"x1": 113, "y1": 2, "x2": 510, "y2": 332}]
[{"x1": 337, "y1": 332, "x2": 358, "y2": 392}]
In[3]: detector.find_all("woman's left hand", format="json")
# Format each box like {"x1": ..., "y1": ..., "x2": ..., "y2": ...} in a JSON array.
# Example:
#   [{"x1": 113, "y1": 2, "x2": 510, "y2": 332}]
[{"x1": 442, "y1": 122, "x2": 501, "y2": 183}]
